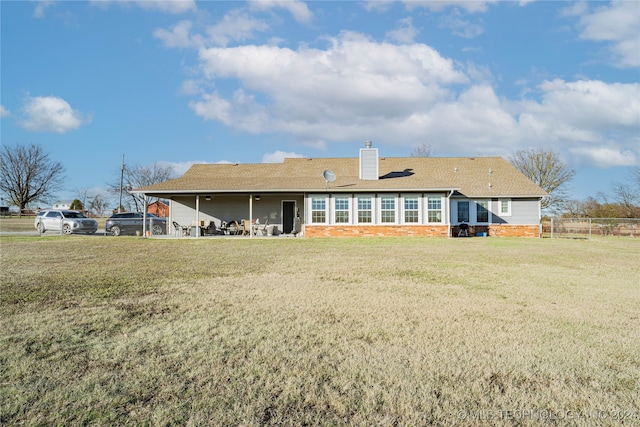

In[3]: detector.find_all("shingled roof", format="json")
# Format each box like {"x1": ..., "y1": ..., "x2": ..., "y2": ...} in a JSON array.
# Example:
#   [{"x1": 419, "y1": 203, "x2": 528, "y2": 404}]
[{"x1": 136, "y1": 156, "x2": 547, "y2": 198}]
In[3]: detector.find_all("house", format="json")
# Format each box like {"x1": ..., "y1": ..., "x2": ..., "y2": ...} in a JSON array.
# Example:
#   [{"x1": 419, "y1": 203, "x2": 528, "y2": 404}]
[
  {"x1": 134, "y1": 143, "x2": 548, "y2": 237},
  {"x1": 147, "y1": 200, "x2": 170, "y2": 217},
  {"x1": 52, "y1": 201, "x2": 72, "y2": 210}
]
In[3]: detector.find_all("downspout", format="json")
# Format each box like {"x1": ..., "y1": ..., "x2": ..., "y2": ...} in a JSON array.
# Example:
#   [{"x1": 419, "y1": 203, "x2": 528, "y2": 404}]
[
  {"x1": 195, "y1": 195, "x2": 200, "y2": 237},
  {"x1": 249, "y1": 194, "x2": 253, "y2": 238},
  {"x1": 446, "y1": 190, "x2": 454, "y2": 238},
  {"x1": 142, "y1": 195, "x2": 148, "y2": 238}
]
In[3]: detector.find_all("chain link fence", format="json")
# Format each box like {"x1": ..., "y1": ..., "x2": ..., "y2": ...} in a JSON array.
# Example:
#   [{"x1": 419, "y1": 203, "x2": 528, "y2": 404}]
[{"x1": 543, "y1": 218, "x2": 640, "y2": 239}]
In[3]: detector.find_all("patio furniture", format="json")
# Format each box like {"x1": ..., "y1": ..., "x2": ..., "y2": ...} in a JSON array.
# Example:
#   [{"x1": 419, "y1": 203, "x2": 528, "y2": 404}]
[
  {"x1": 173, "y1": 221, "x2": 189, "y2": 237},
  {"x1": 242, "y1": 219, "x2": 252, "y2": 236},
  {"x1": 254, "y1": 219, "x2": 269, "y2": 236}
]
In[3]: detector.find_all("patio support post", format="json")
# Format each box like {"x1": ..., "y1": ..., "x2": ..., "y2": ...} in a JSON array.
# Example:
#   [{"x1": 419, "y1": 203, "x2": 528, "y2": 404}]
[
  {"x1": 249, "y1": 194, "x2": 253, "y2": 238},
  {"x1": 143, "y1": 195, "x2": 148, "y2": 238},
  {"x1": 195, "y1": 195, "x2": 200, "y2": 237}
]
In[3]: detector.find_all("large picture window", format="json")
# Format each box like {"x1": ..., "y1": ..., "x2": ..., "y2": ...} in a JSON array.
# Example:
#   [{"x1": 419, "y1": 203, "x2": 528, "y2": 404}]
[
  {"x1": 427, "y1": 196, "x2": 442, "y2": 223},
  {"x1": 334, "y1": 196, "x2": 350, "y2": 223},
  {"x1": 311, "y1": 196, "x2": 326, "y2": 223},
  {"x1": 357, "y1": 196, "x2": 372, "y2": 223},
  {"x1": 381, "y1": 196, "x2": 396, "y2": 223},
  {"x1": 404, "y1": 196, "x2": 419, "y2": 223}
]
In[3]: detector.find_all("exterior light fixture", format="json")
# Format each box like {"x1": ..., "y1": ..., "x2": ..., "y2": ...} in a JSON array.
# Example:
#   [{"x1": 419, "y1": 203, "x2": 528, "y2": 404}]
[
  {"x1": 205, "y1": 196, "x2": 211, "y2": 201},
  {"x1": 255, "y1": 195, "x2": 261, "y2": 201}
]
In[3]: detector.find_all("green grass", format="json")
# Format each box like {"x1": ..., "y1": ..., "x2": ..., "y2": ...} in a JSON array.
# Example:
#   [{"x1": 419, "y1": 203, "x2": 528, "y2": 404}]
[{"x1": 1, "y1": 236, "x2": 639, "y2": 425}]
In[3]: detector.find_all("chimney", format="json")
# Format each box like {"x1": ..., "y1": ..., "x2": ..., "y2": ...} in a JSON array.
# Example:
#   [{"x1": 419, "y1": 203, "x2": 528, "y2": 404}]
[{"x1": 359, "y1": 140, "x2": 378, "y2": 180}]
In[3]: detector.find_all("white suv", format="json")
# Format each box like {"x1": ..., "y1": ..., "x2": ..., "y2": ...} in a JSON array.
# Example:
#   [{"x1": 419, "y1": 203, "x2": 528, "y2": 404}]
[{"x1": 34, "y1": 209, "x2": 98, "y2": 235}]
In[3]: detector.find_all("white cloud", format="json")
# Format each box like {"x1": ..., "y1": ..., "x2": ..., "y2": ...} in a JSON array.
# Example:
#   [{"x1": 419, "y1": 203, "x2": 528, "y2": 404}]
[
  {"x1": 171, "y1": 24, "x2": 638, "y2": 168},
  {"x1": 91, "y1": 0, "x2": 196, "y2": 14},
  {"x1": 386, "y1": 17, "x2": 419, "y2": 44},
  {"x1": 19, "y1": 96, "x2": 91, "y2": 133},
  {"x1": 574, "y1": 0, "x2": 640, "y2": 68},
  {"x1": 249, "y1": 0, "x2": 313, "y2": 24},
  {"x1": 0, "y1": 105, "x2": 10, "y2": 118},
  {"x1": 262, "y1": 150, "x2": 306, "y2": 163},
  {"x1": 570, "y1": 146, "x2": 638, "y2": 168},
  {"x1": 33, "y1": 0, "x2": 55, "y2": 18},
  {"x1": 438, "y1": 10, "x2": 485, "y2": 39},
  {"x1": 403, "y1": 0, "x2": 498, "y2": 14},
  {"x1": 154, "y1": 11, "x2": 268, "y2": 49}
]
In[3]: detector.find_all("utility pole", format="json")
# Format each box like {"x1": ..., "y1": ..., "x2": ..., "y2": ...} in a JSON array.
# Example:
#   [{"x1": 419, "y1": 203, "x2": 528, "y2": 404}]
[{"x1": 118, "y1": 154, "x2": 124, "y2": 213}]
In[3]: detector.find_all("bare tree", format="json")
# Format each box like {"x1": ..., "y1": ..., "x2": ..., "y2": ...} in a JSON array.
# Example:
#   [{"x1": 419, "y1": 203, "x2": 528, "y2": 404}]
[
  {"x1": 89, "y1": 194, "x2": 110, "y2": 217},
  {"x1": 108, "y1": 162, "x2": 176, "y2": 212},
  {"x1": 410, "y1": 143, "x2": 432, "y2": 158},
  {"x1": 0, "y1": 143, "x2": 65, "y2": 210},
  {"x1": 509, "y1": 148, "x2": 575, "y2": 213}
]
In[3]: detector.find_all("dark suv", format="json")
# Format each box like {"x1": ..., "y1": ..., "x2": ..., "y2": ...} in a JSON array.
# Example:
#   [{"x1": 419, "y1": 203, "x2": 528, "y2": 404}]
[{"x1": 105, "y1": 212, "x2": 167, "y2": 236}]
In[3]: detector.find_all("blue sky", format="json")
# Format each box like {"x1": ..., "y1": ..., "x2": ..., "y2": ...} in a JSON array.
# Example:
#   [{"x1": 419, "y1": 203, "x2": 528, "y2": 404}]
[{"x1": 1, "y1": 0, "x2": 639, "y2": 206}]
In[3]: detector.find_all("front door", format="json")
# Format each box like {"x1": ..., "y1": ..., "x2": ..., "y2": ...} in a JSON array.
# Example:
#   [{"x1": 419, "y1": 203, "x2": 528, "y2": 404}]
[{"x1": 282, "y1": 201, "x2": 295, "y2": 234}]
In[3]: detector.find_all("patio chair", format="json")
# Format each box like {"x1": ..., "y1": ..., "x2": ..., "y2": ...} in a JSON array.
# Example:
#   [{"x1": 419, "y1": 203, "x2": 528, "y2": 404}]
[
  {"x1": 242, "y1": 219, "x2": 252, "y2": 236},
  {"x1": 255, "y1": 219, "x2": 269, "y2": 236},
  {"x1": 232, "y1": 220, "x2": 243, "y2": 235},
  {"x1": 173, "y1": 221, "x2": 189, "y2": 237}
]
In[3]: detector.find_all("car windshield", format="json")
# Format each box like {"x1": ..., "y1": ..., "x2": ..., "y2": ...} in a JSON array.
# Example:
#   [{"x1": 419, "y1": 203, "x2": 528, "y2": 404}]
[{"x1": 63, "y1": 212, "x2": 86, "y2": 218}]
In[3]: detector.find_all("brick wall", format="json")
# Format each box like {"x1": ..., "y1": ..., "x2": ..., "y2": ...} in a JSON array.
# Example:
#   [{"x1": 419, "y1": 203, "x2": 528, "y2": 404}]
[
  {"x1": 304, "y1": 225, "x2": 450, "y2": 237},
  {"x1": 304, "y1": 224, "x2": 541, "y2": 238}
]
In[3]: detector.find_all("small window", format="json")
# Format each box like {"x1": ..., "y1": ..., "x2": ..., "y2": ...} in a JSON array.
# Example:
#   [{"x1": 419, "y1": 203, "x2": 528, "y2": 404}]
[
  {"x1": 311, "y1": 196, "x2": 326, "y2": 223},
  {"x1": 499, "y1": 199, "x2": 511, "y2": 216},
  {"x1": 381, "y1": 196, "x2": 396, "y2": 223},
  {"x1": 404, "y1": 196, "x2": 419, "y2": 223},
  {"x1": 457, "y1": 201, "x2": 469, "y2": 223},
  {"x1": 334, "y1": 196, "x2": 349, "y2": 223},
  {"x1": 357, "y1": 196, "x2": 372, "y2": 223}
]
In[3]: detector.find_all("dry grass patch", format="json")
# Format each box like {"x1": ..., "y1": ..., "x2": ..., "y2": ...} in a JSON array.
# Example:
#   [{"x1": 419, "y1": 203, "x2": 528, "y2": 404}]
[{"x1": 1, "y1": 236, "x2": 639, "y2": 425}]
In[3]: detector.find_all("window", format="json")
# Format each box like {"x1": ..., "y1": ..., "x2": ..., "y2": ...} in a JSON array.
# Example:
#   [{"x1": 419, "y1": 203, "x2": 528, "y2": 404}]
[
  {"x1": 476, "y1": 200, "x2": 489, "y2": 223},
  {"x1": 499, "y1": 199, "x2": 511, "y2": 216},
  {"x1": 381, "y1": 195, "x2": 396, "y2": 223},
  {"x1": 404, "y1": 196, "x2": 419, "y2": 223},
  {"x1": 427, "y1": 196, "x2": 442, "y2": 223},
  {"x1": 334, "y1": 196, "x2": 349, "y2": 223},
  {"x1": 311, "y1": 196, "x2": 326, "y2": 223},
  {"x1": 357, "y1": 196, "x2": 372, "y2": 223},
  {"x1": 457, "y1": 201, "x2": 469, "y2": 223}
]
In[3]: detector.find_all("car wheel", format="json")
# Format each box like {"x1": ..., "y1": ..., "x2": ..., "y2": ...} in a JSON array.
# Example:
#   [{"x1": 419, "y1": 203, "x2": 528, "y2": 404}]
[
  {"x1": 63, "y1": 224, "x2": 72, "y2": 235},
  {"x1": 110, "y1": 225, "x2": 121, "y2": 236},
  {"x1": 151, "y1": 224, "x2": 163, "y2": 235},
  {"x1": 37, "y1": 222, "x2": 45, "y2": 233}
]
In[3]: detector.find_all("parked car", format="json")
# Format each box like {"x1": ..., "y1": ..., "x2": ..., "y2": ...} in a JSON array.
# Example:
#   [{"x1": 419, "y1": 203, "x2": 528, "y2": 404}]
[
  {"x1": 34, "y1": 209, "x2": 98, "y2": 235},
  {"x1": 105, "y1": 212, "x2": 167, "y2": 236}
]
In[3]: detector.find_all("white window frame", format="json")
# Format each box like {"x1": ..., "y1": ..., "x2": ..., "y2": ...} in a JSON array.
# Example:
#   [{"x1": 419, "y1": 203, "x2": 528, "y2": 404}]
[
  {"x1": 498, "y1": 198, "x2": 511, "y2": 216},
  {"x1": 333, "y1": 195, "x2": 351, "y2": 224},
  {"x1": 379, "y1": 194, "x2": 398, "y2": 224},
  {"x1": 309, "y1": 194, "x2": 328, "y2": 224},
  {"x1": 425, "y1": 194, "x2": 444, "y2": 224},
  {"x1": 356, "y1": 194, "x2": 374, "y2": 224},
  {"x1": 401, "y1": 194, "x2": 421, "y2": 224}
]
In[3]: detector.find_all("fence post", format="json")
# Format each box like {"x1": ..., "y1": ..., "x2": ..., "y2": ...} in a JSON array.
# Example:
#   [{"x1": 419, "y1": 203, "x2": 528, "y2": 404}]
[{"x1": 550, "y1": 217, "x2": 554, "y2": 239}]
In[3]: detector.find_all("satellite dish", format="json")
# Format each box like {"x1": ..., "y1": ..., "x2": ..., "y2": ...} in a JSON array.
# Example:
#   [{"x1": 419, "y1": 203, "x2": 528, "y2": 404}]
[
  {"x1": 323, "y1": 170, "x2": 336, "y2": 182},
  {"x1": 323, "y1": 169, "x2": 336, "y2": 190}
]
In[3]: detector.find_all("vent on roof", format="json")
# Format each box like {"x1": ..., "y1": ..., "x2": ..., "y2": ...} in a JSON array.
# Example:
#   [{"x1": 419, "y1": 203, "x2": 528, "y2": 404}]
[{"x1": 360, "y1": 141, "x2": 378, "y2": 180}]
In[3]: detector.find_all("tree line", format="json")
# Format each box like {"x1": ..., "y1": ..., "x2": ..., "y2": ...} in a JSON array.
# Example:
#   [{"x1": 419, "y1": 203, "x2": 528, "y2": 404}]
[{"x1": 2, "y1": 142, "x2": 639, "y2": 218}]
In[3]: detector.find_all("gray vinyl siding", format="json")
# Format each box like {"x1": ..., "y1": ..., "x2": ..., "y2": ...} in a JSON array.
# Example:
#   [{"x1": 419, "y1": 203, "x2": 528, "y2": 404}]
[{"x1": 491, "y1": 198, "x2": 540, "y2": 225}]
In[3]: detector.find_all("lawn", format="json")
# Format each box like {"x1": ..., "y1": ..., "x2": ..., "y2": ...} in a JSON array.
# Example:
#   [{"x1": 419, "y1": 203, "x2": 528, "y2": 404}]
[{"x1": 1, "y1": 236, "x2": 639, "y2": 425}]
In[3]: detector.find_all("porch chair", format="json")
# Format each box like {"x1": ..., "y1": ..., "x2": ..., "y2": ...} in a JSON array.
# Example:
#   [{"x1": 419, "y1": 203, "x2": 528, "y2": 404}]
[
  {"x1": 256, "y1": 219, "x2": 269, "y2": 236},
  {"x1": 173, "y1": 221, "x2": 189, "y2": 237},
  {"x1": 233, "y1": 220, "x2": 243, "y2": 235},
  {"x1": 242, "y1": 219, "x2": 252, "y2": 236}
]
